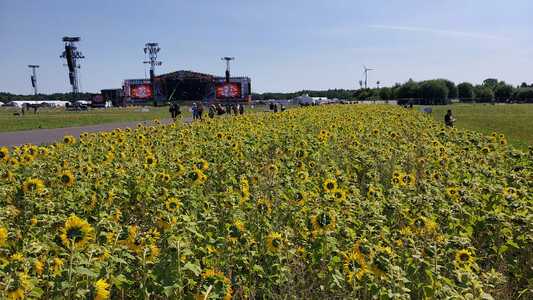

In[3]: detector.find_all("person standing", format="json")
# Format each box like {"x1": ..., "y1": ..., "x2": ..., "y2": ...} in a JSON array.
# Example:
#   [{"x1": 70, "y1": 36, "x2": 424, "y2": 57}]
[
  {"x1": 239, "y1": 103, "x2": 244, "y2": 115},
  {"x1": 198, "y1": 103, "x2": 204, "y2": 120},
  {"x1": 192, "y1": 103, "x2": 198, "y2": 120},
  {"x1": 444, "y1": 109, "x2": 455, "y2": 127}
]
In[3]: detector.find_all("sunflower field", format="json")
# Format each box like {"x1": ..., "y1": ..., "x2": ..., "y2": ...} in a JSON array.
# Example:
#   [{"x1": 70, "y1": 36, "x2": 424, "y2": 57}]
[{"x1": 0, "y1": 105, "x2": 531, "y2": 299}]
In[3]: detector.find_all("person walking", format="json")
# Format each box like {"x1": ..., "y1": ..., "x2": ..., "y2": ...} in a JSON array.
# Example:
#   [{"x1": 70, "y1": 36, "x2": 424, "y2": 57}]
[
  {"x1": 444, "y1": 109, "x2": 455, "y2": 127},
  {"x1": 169, "y1": 102, "x2": 176, "y2": 119},
  {"x1": 198, "y1": 103, "x2": 204, "y2": 120},
  {"x1": 192, "y1": 102, "x2": 198, "y2": 120},
  {"x1": 239, "y1": 103, "x2": 244, "y2": 115}
]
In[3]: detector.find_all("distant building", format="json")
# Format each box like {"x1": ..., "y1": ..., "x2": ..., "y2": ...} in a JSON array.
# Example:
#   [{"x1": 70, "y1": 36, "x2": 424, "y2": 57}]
[{"x1": 5, "y1": 100, "x2": 70, "y2": 108}]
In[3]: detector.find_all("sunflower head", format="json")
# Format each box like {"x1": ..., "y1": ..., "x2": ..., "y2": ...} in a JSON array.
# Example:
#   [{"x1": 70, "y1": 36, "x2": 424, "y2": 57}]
[
  {"x1": 332, "y1": 189, "x2": 347, "y2": 203},
  {"x1": 0, "y1": 146, "x2": 9, "y2": 161},
  {"x1": 165, "y1": 197, "x2": 181, "y2": 212},
  {"x1": 6, "y1": 272, "x2": 29, "y2": 300},
  {"x1": 63, "y1": 135, "x2": 76, "y2": 145},
  {"x1": 59, "y1": 170, "x2": 75, "y2": 187},
  {"x1": 60, "y1": 215, "x2": 95, "y2": 249},
  {"x1": 94, "y1": 278, "x2": 110, "y2": 300},
  {"x1": 323, "y1": 178, "x2": 337, "y2": 192},
  {"x1": 188, "y1": 169, "x2": 206, "y2": 185},
  {"x1": 22, "y1": 178, "x2": 45, "y2": 194},
  {"x1": 454, "y1": 249, "x2": 475, "y2": 270},
  {"x1": 343, "y1": 250, "x2": 367, "y2": 282},
  {"x1": 266, "y1": 232, "x2": 283, "y2": 253}
]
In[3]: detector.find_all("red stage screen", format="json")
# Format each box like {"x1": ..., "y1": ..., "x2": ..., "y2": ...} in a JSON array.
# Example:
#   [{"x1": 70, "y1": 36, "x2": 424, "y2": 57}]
[
  {"x1": 216, "y1": 83, "x2": 242, "y2": 99},
  {"x1": 130, "y1": 84, "x2": 153, "y2": 99}
]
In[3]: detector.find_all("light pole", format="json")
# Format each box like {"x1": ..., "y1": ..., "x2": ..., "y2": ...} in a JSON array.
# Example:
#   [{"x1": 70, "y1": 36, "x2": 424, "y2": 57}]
[
  {"x1": 28, "y1": 65, "x2": 39, "y2": 95},
  {"x1": 221, "y1": 57, "x2": 235, "y2": 83},
  {"x1": 143, "y1": 43, "x2": 162, "y2": 105},
  {"x1": 60, "y1": 36, "x2": 84, "y2": 95}
]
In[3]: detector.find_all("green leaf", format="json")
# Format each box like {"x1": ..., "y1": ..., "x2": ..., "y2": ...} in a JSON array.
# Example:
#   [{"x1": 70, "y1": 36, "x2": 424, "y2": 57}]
[
  {"x1": 75, "y1": 267, "x2": 98, "y2": 278},
  {"x1": 183, "y1": 262, "x2": 202, "y2": 276},
  {"x1": 498, "y1": 245, "x2": 508, "y2": 255}
]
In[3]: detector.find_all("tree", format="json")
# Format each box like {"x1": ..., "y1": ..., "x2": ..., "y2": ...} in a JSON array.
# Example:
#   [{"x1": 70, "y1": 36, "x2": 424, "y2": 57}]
[
  {"x1": 379, "y1": 87, "x2": 393, "y2": 100},
  {"x1": 439, "y1": 79, "x2": 458, "y2": 99},
  {"x1": 457, "y1": 82, "x2": 475, "y2": 100},
  {"x1": 482, "y1": 78, "x2": 499, "y2": 90},
  {"x1": 474, "y1": 85, "x2": 494, "y2": 102},
  {"x1": 513, "y1": 88, "x2": 533, "y2": 103},
  {"x1": 494, "y1": 83, "x2": 514, "y2": 101},
  {"x1": 419, "y1": 80, "x2": 449, "y2": 105},
  {"x1": 396, "y1": 79, "x2": 420, "y2": 99}
]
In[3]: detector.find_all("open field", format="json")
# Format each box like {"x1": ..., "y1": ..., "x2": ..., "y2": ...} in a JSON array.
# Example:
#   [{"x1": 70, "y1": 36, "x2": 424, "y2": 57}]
[
  {"x1": 0, "y1": 105, "x2": 273, "y2": 133},
  {"x1": 0, "y1": 107, "x2": 187, "y2": 132},
  {"x1": 425, "y1": 104, "x2": 533, "y2": 150},
  {"x1": 1, "y1": 105, "x2": 530, "y2": 299}
]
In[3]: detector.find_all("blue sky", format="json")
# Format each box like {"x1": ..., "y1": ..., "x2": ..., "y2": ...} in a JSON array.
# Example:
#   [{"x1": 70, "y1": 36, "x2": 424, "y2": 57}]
[{"x1": 1, "y1": 0, "x2": 532, "y2": 94}]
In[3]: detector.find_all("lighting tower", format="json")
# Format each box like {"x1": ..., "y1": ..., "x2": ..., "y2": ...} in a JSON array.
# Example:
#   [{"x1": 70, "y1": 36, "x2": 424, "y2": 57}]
[
  {"x1": 28, "y1": 65, "x2": 39, "y2": 95},
  {"x1": 60, "y1": 37, "x2": 84, "y2": 94},
  {"x1": 363, "y1": 66, "x2": 374, "y2": 89},
  {"x1": 143, "y1": 42, "x2": 162, "y2": 80},
  {"x1": 221, "y1": 57, "x2": 235, "y2": 83}
]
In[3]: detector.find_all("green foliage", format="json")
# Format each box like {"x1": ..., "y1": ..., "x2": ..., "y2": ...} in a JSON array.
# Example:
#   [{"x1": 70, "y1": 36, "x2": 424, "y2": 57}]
[
  {"x1": 474, "y1": 86, "x2": 495, "y2": 102},
  {"x1": 458, "y1": 82, "x2": 475, "y2": 100},
  {"x1": 419, "y1": 80, "x2": 450, "y2": 105}
]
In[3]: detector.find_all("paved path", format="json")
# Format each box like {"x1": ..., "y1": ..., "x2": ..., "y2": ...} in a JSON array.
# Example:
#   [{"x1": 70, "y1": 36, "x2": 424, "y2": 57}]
[{"x1": 0, "y1": 118, "x2": 191, "y2": 147}]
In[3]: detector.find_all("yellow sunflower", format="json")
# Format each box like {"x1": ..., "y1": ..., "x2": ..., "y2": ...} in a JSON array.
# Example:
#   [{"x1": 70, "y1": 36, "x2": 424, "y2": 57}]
[
  {"x1": 454, "y1": 249, "x2": 475, "y2": 271},
  {"x1": 193, "y1": 159, "x2": 209, "y2": 171},
  {"x1": 229, "y1": 220, "x2": 246, "y2": 242},
  {"x1": 59, "y1": 170, "x2": 75, "y2": 187},
  {"x1": 22, "y1": 178, "x2": 45, "y2": 193},
  {"x1": 63, "y1": 135, "x2": 76, "y2": 145},
  {"x1": 52, "y1": 258, "x2": 64, "y2": 276},
  {"x1": 60, "y1": 215, "x2": 95, "y2": 249},
  {"x1": 34, "y1": 259, "x2": 44, "y2": 275},
  {"x1": 165, "y1": 197, "x2": 181, "y2": 213},
  {"x1": 266, "y1": 232, "x2": 283, "y2": 253},
  {"x1": 188, "y1": 169, "x2": 206, "y2": 185},
  {"x1": 502, "y1": 187, "x2": 518, "y2": 200},
  {"x1": 343, "y1": 250, "x2": 367, "y2": 282},
  {"x1": 6, "y1": 272, "x2": 29, "y2": 300},
  {"x1": 445, "y1": 186, "x2": 460, "y2": 200},
  {"x1": 94, "y1": 278, "x2": 110, "y2": 300},
  {"x1": 310, "y1": 210, "x2": 337, "y2": 234},
  {"x1": 0, "y1": 146, "x2": 9, "y2": 161},
  {"x1": 323, "y1": 178, "x2": 337, "y2": 192},
  {"x1": 331, "y1": 189, "x2": 347, "y2": 203},
  {"x1": 400, "y1": 173, "x2": 416, "y2": 188},
  {"x1": 201, "y1": 269, "x2": 233, "y2": 300},
  {"x1": 144, "y1": 155, "x2": 157, "y2": 168},
  {"x1": 256, "y1": 198, "x2": 272, "y2": 214},
  {"x1": 0, "y1": 227, "x2": 7, "y2": 247}
]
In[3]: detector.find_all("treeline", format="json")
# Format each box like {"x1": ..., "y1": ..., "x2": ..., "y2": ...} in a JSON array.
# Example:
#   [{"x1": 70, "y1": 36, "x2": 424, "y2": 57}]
[
  {"x1": 252, "y1": 79, "x2": 533, "y2": 104},
  {"x1": 0, "y1": 92, "x2": 95, "y2": 103}
]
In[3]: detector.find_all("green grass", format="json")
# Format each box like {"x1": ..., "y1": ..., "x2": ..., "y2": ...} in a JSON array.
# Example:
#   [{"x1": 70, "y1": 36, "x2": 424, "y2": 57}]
[
  {"x1": 421, "y1": 103, "x2": 533, "y2": 150},
  {"x1": 0, "y1": 106, "x2": 188, "y2": 132},
  {"x1": 0, "y1": 105, "x2": 270, "y2": 132}
]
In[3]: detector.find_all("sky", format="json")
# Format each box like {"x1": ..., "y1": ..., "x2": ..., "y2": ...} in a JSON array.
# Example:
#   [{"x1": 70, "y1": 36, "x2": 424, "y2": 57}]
[{"x1": 0, "y1": 0, "x2": 532, "y2": 94}]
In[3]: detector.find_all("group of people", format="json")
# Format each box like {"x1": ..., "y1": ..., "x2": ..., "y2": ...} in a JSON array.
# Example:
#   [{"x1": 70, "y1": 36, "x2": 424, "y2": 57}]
[
  {"x1": 176, "y1": 102, "x2": 245, "y2": 121},
  {"x1": 269, "y1": 102, "x2": 286, "y2": 113}
]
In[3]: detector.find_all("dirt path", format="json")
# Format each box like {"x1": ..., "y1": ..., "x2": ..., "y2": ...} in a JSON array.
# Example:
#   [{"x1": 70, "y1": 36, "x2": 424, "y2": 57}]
[{"x1": 0, "y1": 117, "x2": 191, "y2": 147}]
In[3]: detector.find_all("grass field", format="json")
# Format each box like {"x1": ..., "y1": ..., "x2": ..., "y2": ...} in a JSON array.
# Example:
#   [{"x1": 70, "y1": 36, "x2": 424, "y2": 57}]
[
  {"x1": 0, "y1": 106, "x2": 180, "y2": 132},
  {"x1": 423, "y1": 104, "x2": 533, "y2": 150},
  {"x1": 0, "y1": 105, "x2": 273, "y2": 132}
]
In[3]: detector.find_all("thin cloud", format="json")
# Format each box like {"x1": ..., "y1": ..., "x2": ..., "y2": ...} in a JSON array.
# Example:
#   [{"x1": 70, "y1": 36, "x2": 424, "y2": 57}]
[{"x1": 368, "y1": 25, "x2": 505, "y2": 41}]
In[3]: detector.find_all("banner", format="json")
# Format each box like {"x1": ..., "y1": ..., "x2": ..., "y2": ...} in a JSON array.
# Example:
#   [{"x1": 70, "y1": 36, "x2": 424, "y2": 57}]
[{"x1": 215, "y1": 82, "x2": 242, "y2": 99}]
